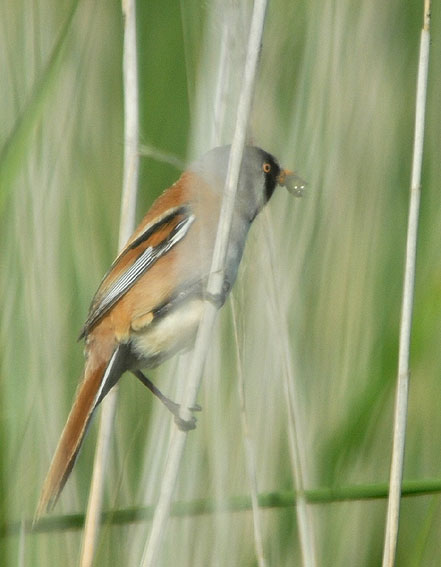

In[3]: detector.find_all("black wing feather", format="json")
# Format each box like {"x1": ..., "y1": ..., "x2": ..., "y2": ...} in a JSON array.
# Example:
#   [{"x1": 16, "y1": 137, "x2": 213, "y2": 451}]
[{"x1": 79, "y1": 208, "x2": 195, "y2": 339}]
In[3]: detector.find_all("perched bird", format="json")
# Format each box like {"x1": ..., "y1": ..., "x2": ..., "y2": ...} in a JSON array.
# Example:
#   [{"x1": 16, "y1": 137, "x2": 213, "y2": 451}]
[{"x1": 35, "y1": 145, "x2": 305, "y2": 518}]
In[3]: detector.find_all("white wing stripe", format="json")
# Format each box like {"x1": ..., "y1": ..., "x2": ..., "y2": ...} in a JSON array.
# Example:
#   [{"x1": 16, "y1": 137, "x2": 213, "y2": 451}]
[{"x1": 83, "y1": 213, "x2": 195, "y2": 330}]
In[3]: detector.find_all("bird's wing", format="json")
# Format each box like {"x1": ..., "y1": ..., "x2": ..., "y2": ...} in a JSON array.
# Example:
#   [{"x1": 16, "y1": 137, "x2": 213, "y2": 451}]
[{"x1": 79, "y1": 205, "x2": 194, "y2": 338}]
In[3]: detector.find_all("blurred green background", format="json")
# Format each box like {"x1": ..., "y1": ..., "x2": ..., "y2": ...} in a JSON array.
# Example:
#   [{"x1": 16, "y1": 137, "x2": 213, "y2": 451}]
[{"x1": 1, "y1": 0, "x2": 441, "y2": 565}]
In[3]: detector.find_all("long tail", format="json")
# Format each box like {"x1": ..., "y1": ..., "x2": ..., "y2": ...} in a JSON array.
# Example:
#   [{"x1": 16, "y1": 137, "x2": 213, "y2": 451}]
[{"x1": 35, "y1": 343, "x2": 125, "y2": 522}]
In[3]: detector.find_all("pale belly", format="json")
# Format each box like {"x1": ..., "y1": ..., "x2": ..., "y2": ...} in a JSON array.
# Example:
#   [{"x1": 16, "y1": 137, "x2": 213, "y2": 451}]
[{"x1": 130, "y1": 298, "x2": 206, "y2": 369}]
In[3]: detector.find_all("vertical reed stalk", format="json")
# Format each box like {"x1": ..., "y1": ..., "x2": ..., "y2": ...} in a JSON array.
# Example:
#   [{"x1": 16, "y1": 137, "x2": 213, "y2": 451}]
[
  {"x1": 231, "y1": 297, "x2": 267, "y2": 567},
  {"x1": 79, "y1": 1, "x2": 139, "y2": 565},
  {"x1": 262, "y1": 211, "x2": 317, "y2": 567},
  {"x1": 382, "y1": 2, "x2": 431, "y2": 565},
  {"x1": 140, "y1": 1, "x2": 268, "y2": 564}
]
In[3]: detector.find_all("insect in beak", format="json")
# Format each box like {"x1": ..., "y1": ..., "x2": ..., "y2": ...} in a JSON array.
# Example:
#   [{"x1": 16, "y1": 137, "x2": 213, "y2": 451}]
[{"x1": 278, "y1": 169, "x2": 307, "y2": 198}]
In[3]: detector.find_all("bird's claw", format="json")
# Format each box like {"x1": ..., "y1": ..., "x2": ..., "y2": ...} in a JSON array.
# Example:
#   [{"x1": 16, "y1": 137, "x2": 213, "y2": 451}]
[{"x1": 174, "y1": 414, "x2": 197, "y2": 431}]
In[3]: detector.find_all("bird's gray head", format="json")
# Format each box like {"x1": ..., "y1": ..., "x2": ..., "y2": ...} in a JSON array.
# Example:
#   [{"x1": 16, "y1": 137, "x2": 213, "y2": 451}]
[{"x1": 190, "y1": 145, "x2": 305, "y2": 221}]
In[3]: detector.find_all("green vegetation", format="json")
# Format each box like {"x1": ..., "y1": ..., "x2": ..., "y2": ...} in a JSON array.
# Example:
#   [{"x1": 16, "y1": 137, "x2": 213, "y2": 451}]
[{"x1": 1, "y1": 0, "x2": 440, "y2": 565}]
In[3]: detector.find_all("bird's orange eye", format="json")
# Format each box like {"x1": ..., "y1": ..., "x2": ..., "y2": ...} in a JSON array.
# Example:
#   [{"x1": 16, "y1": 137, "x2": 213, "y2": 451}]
[{"x1": 263, "y1": 162, "x2": 271, "y2": 173}]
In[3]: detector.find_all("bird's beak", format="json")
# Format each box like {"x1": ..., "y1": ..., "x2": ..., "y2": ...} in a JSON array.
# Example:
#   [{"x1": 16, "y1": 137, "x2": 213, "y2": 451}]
[{"x1": 278, "y1": 169, "x2": 307, "y2": 198}]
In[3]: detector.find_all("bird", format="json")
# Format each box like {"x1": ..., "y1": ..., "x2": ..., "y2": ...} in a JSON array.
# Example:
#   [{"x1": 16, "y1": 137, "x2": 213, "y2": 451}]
[{"x1": 35, "y1": 144, "x2": 305, "y2": 519}]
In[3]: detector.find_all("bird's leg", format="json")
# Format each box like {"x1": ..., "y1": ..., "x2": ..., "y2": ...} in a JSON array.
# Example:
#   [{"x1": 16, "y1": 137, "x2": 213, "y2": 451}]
[
  {"x1": 203, "y1": 277, "x2": 231, "y2": 309},
  {"x1": 131, "y1": 370, "x2": 201, "y2": 431}
]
